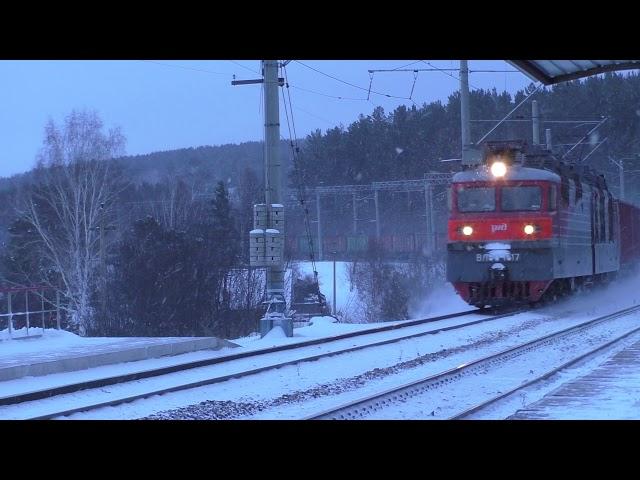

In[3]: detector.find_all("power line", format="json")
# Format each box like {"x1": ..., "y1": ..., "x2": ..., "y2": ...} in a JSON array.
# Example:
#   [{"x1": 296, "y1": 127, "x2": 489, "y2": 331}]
[
  {"x1": 470, "y1": 119, "x2": 601, "y2": 123},
  {"x1": 140, "y1": 60, "x2": 230, "y2": 76},
  {"x1": 280, "y1": 63, "x2": 322, "y2": 300},
  {"x1": 369, "y1": 68, "x2": 520, "y2": 73},
  {"x1": 294, "y1": 60, "x2": 412, "y2": 100},
  {"x1": 476, "y1": 83, "x2": 543, "y2": 144},
  {"x1": 290, "y1": 104, "x2": 334, "y2": 125},
  {"x1": 420, "y1": 60, "x2": 481, "y2": 90},
  {"x1": 141, "y1": 58, "x2": 411, "y2": 105},
  {"x1": 229, "y1": 60, "x2": 261, "y2": 75},
  {"x1": 391, "y1": 61, "x2": 423, "y2": 70},
  {"x1": 289, "y1": 84, "x2": 368, "y2": 101}
]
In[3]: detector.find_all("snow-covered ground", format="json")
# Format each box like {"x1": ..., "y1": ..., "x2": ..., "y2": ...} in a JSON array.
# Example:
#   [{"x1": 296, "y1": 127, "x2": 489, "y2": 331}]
[
  {"x1": 27, "y1": 274, "x2": 640, "y2": 419},
  {"x1": 0, "y1": 328, "x2": 139, "y2": 360},
  {"x1": 3, "y1": 272, "x2": 640, "y2": 420}
]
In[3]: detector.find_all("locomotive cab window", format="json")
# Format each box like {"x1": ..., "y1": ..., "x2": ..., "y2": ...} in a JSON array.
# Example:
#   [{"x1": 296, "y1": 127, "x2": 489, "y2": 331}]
[
  {"x1": 457, "y1": 186, "x2": 495, "y2": 212},
  {"x1": 501, "y1": 186, "x2": 542, "y2": 211}
]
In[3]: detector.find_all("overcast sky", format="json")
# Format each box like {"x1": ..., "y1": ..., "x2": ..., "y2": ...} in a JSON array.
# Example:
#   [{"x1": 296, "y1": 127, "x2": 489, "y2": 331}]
[{"x1": 0, "y1": 60, "x2": 535, "y2": 178}]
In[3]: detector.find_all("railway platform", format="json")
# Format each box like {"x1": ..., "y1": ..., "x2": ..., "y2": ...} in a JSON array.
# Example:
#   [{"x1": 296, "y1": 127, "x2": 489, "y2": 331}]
[
  {"x1": 0, "y1": 335, "x2": 238, "y2": 383},
  {"x1": 509, "y1": 339, "x2": 640, "y2": 419}
]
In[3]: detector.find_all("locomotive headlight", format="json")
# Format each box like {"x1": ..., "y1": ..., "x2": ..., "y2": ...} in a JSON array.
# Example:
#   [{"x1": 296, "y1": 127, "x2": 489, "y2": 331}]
[
  {"x1": 490, "y1": 161, "x2": 507, "y2": 178},
  {"x1": 523, "y1": 224, "x2": 535, "y2": 235},
  {"x1": 462, "y1": 225, "x2": 474, "y2": 236}
]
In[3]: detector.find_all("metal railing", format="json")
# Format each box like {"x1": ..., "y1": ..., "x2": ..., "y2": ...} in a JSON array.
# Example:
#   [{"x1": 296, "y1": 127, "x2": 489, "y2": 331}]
[{"x1": 0, "y1": 286, "x2": 60, "y2": 339}]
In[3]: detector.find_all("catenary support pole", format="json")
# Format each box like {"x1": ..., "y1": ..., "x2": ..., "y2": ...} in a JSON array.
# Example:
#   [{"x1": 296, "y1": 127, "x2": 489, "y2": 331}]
[
  {"x1": 460, "y1": 60, "x2": 474, "y2": 166},
  {"x1": 352, "y1": 193, "x2": 357, "y2": 235},
  {"x1": 532, "y1": 100, "x2": 540, "y2": 145},
  {"x1": 333, "y1": 256, "x2": 336, "y2": 316},
  {"x1": 262, "y1": 60, "x2": 291, "y2": 336},
  {"x1": 425, "y1": 183, "x2": 434, "y2": 255},
  {"x1": 316, "y1": 190, "x2": 323, "y2": 261},
  {"x1": 546, "y1": 128, "x2": 552, "y2": 150},
  {"x1": 374, "y1": 189, "x2": 381, "y2": 242}
]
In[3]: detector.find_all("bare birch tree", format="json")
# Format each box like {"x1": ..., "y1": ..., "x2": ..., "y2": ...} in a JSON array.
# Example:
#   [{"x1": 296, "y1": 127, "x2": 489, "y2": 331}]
[{"x1": 17, "y1": 110, "x2": 125, "y2": 335}]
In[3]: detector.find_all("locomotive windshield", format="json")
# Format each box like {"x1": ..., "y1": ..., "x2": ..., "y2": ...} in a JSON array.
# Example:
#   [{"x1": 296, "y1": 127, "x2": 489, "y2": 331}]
[
  {"x1": 501, "y1": 186, "x2": 542, "y2": 211},
  {"x1": 457, "y1": 187, "x2": 495, "y2": 212}
]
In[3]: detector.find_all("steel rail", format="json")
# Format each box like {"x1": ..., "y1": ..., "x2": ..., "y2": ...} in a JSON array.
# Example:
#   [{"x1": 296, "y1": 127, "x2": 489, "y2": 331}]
[
  {"x1": 10, "y1": 308, "x2": 526, "y2": 419},
  {"x1": 305, "y1": 304, "x2": 640, "y2": 420},
  {"x1": 450, "y1": 322, "x2": 640, "y2": 419},
  {"x1": 1, "y1": 309, "x2": 485, "y2": 407}
]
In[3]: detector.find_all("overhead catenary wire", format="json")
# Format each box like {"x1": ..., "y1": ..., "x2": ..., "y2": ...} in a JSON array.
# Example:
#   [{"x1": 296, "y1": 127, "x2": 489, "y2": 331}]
[
  {"x1": 562, "y1": 116, "x2": 609, "y2": 160},
  {"x1": 369, "y1": 68, "x2": 520, "y2": 73},
  {"x1": 281, "y1": 74, "x2": 317, "y2": 279},
  {"x1": 420, "y1": 60, "x2": 481, "y2": 90},
  {"x1": 289, "y1": 105, "x2": 334, "y2": 125},
  {"x1": 229, "y1": 60, "x2": 261, "y2": 75},
  {"x1": 392, "y1": 60, "x2": 423, "y2": 71},
  {"x1": 409, "y1": 70, "x2": 418, "y2": 100},
  {"x1": 367, "y1": 72, "x2": 374, "y2": 101},
  {"x1": 294, "y1": 60, "x2": 412, "y2": 100},
  {"x1": 579, "y1": 138, "x2": 608, "y2": 164},
  {"x1": 280, "y1": 63, "x2": 322, "y2": 299},
  {"x1": 143, "y1": 58, "x2": 397, "y2": 105},
  {"x1": 289, "y1": 84, "x2": 368, "y2": 101},
  {"x1": 476, "y1": 83, "x2": 543, "y2": 144},
  {"x1": 140, "y1": 60, "x2": 231, "y2": 76}
]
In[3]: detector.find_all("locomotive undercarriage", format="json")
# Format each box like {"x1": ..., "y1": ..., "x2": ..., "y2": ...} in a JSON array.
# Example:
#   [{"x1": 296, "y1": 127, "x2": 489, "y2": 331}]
[
  {"x1": 446, "y1": 241, "x2": 611, "y2": 307},
  {"x1": 453, "y1": 273, "x2": 614, "y2": 308}
]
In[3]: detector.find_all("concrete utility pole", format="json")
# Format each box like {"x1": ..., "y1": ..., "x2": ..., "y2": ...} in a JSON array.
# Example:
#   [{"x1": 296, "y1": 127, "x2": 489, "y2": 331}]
[
  {"x1": 424, "y1": 182, "x2": 434, "y2": 255},
  {"x1": 532, "y1": 100, "x2": 540, "y2": 145},
  {"x1": 546, "y1": 128, "x2": 553, "y2": 150},
  {"x1": 459, "y1": 60, "x2": 485, "y2": 166},
  {"x1": 352, "y1": 193, "x2": 357, "y2": 235},
  {"x1": 332, "y1": 250, "x2": 337, "y2": 316},
  {"x1": 460, "y1": 60, "x2": 471, "y2": 153},
  {"x1": 316, "y1": 190, "x2": 323, "y2": 261},
  {"x1": 263, "y1": 60, "x2": 285, "y2": 304},
  {"x1": 234, "y1": 61, "x2": 291, "y2": 337},
  {"x1": 374, "y1": 189, "x2": 381, "y2": 241}
]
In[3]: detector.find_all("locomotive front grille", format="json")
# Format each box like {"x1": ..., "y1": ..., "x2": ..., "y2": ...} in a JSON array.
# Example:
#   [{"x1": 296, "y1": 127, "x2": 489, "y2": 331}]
[{"x1": 469, "y1": 281, "x2": 531, "y2": 301}]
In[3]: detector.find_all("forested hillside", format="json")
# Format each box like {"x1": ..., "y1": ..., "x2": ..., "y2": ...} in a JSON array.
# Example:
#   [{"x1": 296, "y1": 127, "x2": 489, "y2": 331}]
[
  {"x1": 1, "y1": 72, "x2": 640, "y2": 337},
  {"x1": 295, "y1": 73, "x2": 640, "y2": 200}
]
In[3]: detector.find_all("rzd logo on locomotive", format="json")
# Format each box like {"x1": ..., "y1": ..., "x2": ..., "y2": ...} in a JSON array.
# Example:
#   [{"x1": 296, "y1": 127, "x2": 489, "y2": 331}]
[{"x1": 491, "y1": 223, "x2": 507, "y2": 233}]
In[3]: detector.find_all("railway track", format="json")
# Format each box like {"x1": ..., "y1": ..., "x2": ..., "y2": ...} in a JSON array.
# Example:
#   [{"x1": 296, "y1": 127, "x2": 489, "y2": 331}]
[
  {"x1": 305, "y1": 304, "x2": 640, "y2": 420},
  {"x1": 1, "y1": 307, "x2": 524, "y2": 420},
  {"x1": 450, "y1": 317, "x2": 640, "y2": 419}
]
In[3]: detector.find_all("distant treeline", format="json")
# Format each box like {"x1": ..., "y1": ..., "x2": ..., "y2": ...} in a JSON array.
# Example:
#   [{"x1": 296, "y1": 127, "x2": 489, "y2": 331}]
[{"x1": 294, "y1": 73, "x2": 640, "y2": 200}]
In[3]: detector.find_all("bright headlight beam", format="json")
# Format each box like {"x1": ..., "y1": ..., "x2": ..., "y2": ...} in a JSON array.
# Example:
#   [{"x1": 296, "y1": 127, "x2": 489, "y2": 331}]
[
  {"x1": 524, "y1": 224, "x2": 535, "y2": 235},
  {"x1": 462, "y1": 226, "x2": 473, "y2": 236},
  {"x1": 490, "y1": 161, "x2": 507, "y2": 177}
]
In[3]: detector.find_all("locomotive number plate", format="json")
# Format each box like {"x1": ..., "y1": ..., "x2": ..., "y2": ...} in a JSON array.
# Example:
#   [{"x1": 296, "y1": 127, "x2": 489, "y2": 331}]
[{"x1": 475, "y1": 253, "x2": 520, "y2": 262}]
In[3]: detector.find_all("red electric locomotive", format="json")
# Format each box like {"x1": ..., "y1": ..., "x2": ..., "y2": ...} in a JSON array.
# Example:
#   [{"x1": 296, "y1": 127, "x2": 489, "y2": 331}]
[{"x1": 447, "y1": 141, "x2": 640, "y2": 307}]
